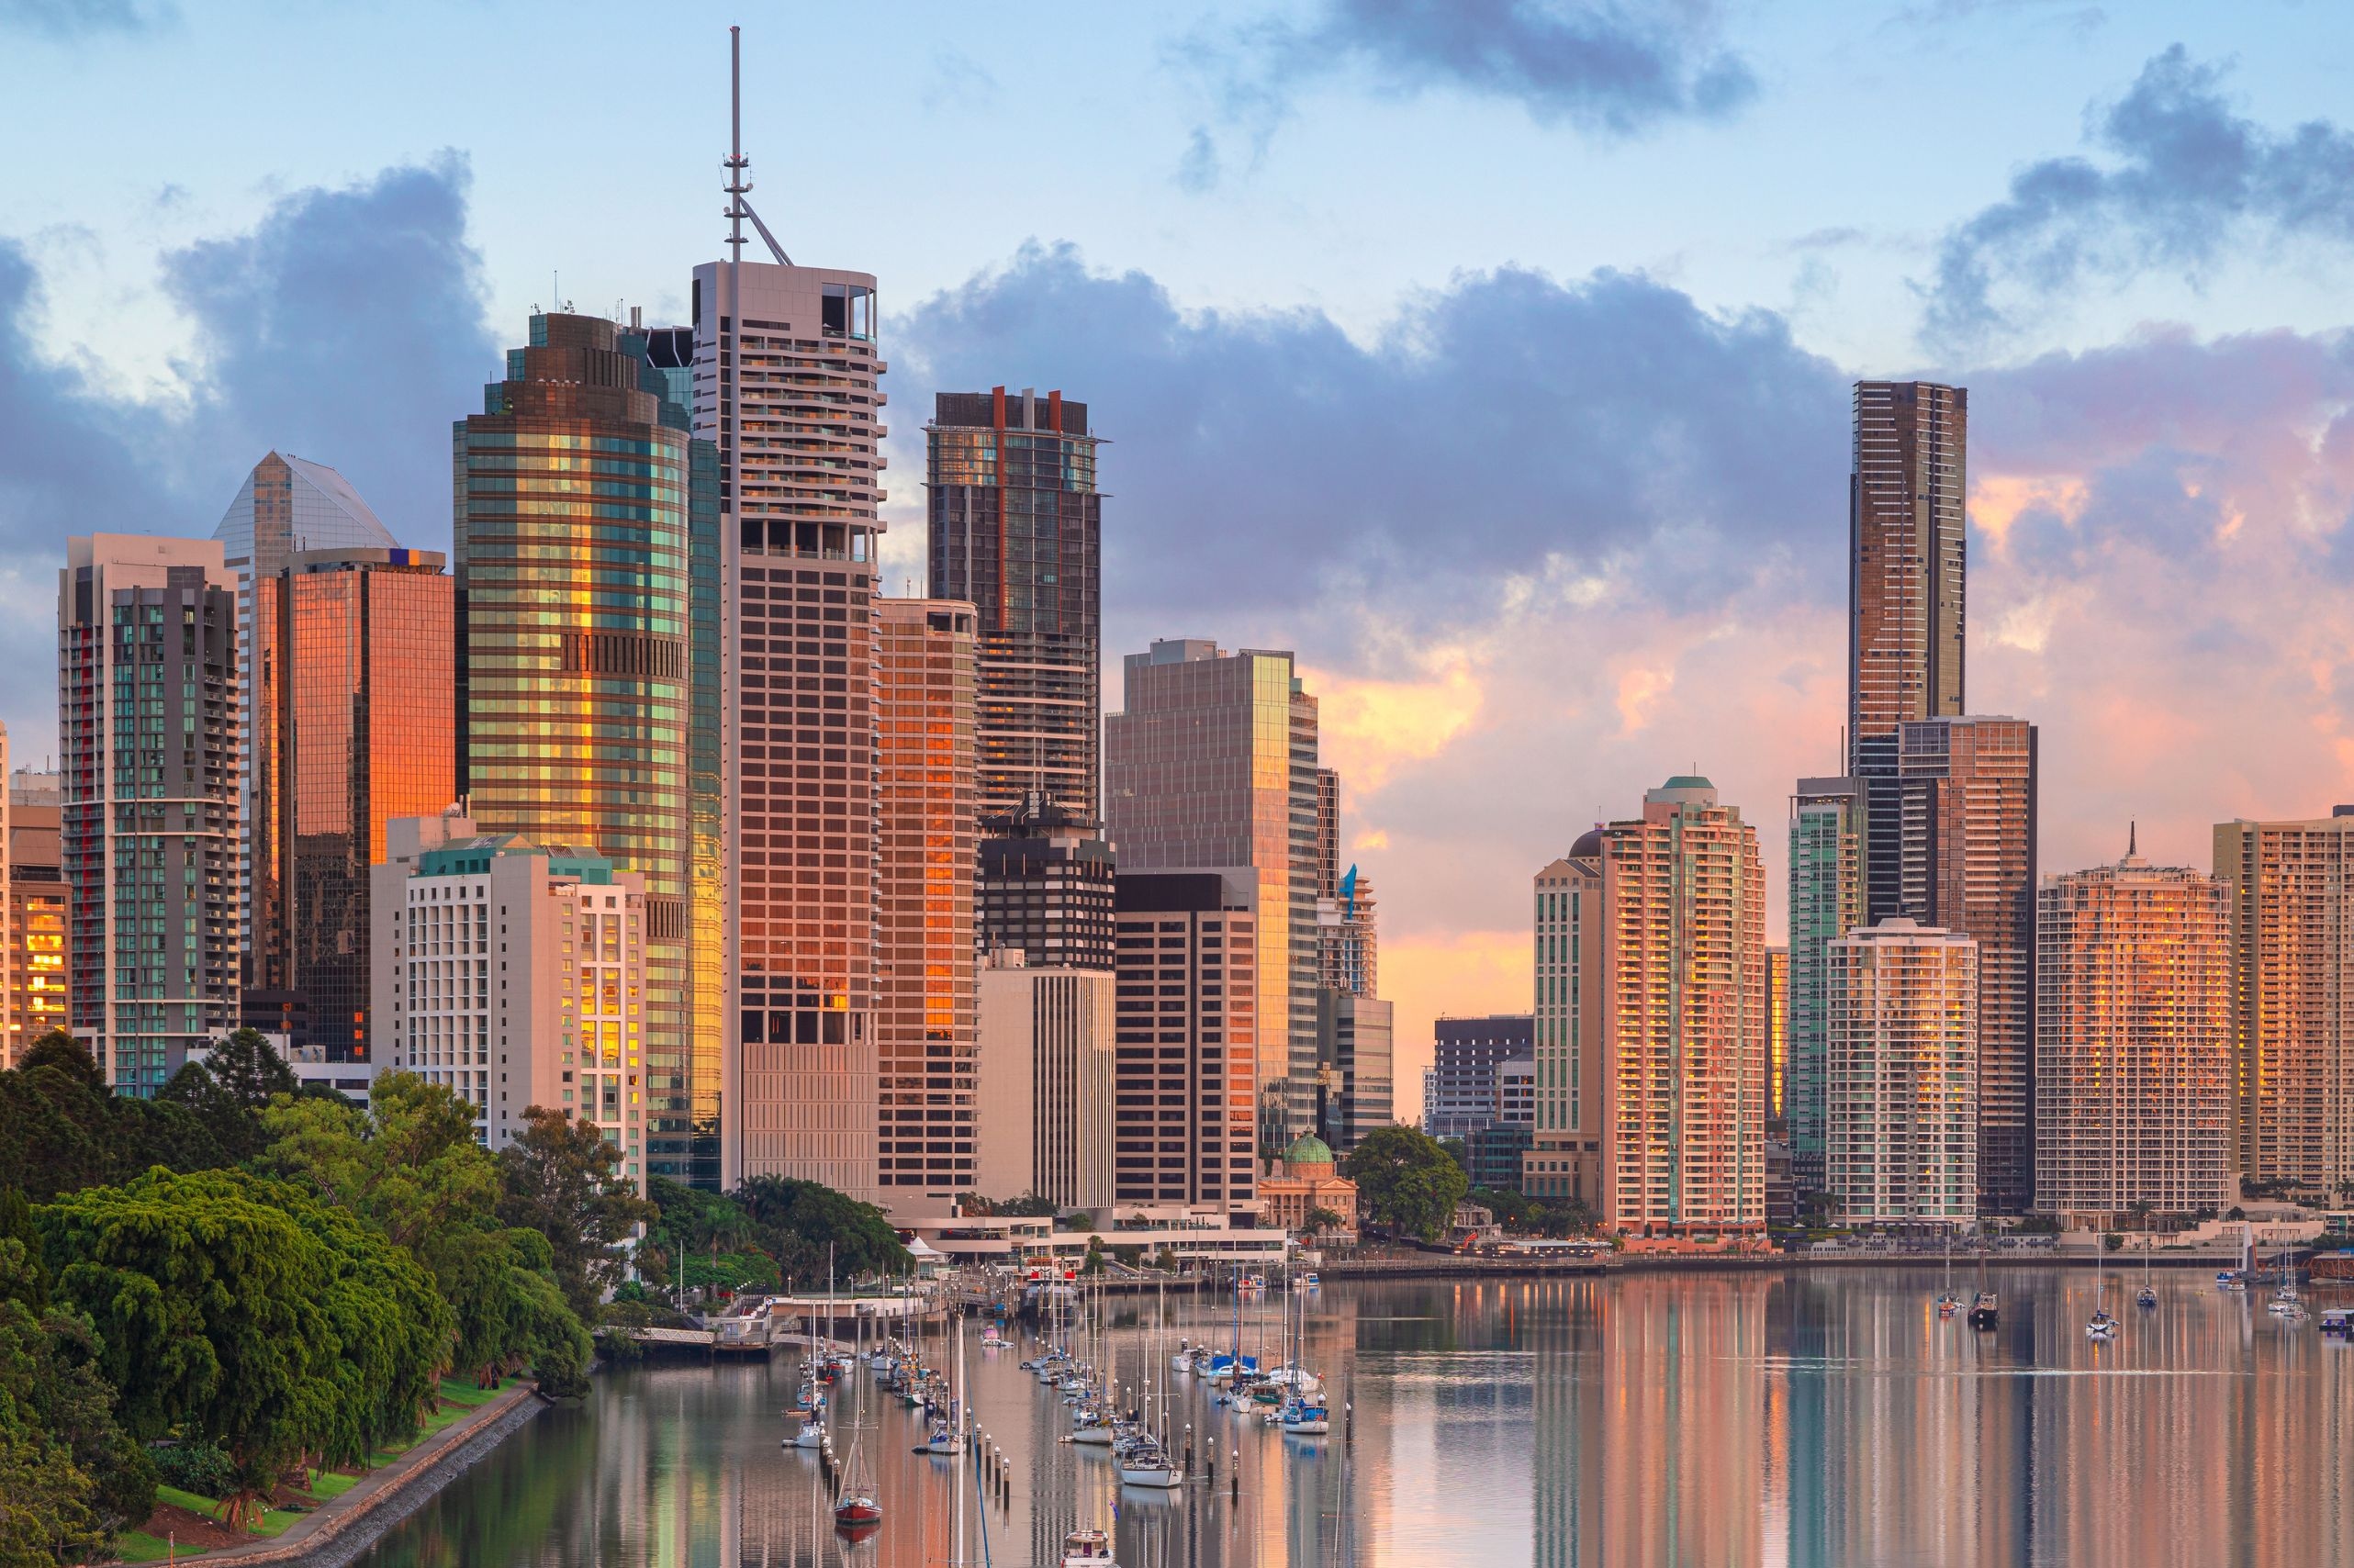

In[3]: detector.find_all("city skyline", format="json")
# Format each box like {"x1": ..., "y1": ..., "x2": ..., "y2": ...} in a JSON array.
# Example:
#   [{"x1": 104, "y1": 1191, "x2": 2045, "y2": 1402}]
[{"x1": 12, "y1": 8, "x2": 2354, "y2": 1116}]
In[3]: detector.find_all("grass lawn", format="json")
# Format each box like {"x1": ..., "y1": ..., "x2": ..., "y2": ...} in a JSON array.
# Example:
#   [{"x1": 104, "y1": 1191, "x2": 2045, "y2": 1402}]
[
  {"x1": 364, "y1": 1375, "x2": 520, "y2": 1465},
  {"x1": 151, "y1": 1486, "x2": 301, "y2": 1538},
  {"x1": 112, "y1": 1531, "x2": 209, "y2": 1562},
  {"x1": 306, "y1": 1470, "x2": 360, "y2": 1500}
]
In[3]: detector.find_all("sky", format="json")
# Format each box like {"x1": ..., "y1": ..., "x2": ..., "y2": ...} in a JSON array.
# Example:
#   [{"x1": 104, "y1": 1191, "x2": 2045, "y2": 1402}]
[{"x1": 6, "y1": 0, "x2": 2354, "y2": 1117}]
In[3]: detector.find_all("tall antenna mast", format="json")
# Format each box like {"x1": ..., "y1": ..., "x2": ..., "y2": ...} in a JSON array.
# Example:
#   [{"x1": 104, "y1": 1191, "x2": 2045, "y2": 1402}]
[{"x1": 725, "y1": 27, "x2": 746, "y2": 263}]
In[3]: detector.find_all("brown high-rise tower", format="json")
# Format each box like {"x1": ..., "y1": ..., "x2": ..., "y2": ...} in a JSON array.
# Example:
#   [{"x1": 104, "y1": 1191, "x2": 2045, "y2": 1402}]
[{"x1": 1848, "y1": 381, "x2": 1967, "y2": 775}]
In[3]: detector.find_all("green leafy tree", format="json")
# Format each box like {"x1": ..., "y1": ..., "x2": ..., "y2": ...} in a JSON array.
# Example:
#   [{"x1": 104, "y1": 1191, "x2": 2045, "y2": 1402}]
[
  {"x1": 729, "y1": 1174, "x2": 912, "y2": 1281},
  {"x1": 1340, "y1": 1126, "x2": 1470, "y2": 1242},
  {"x1": 499, "y1": 1106, "x2": 656, "y2": 1321},
  {"x1": 1, "y1": 1030, "x2": 229, "y2": 1199},
  {"x1": 1304, "y1": 1205, "x2": 1348, "y2": 1238},
  {"x1": 0, "y1": 1429, "x2": 105, "y2": 1567},
  {"x1": 39, "y1": 1167, "x2": 450, "y2": 1527},
  {"x1": 1469, "y1": 1186, "x2": 1531, "y2": 1228},
  {"x1": 261, "y1": 1075, "x2": 590, "y2": 1388},
  {"x1": 0, "y1": 1294, "x2": 156, "y2": 1538},
  {"x1": 158, "y1": 1026, "x2": 300, "y2": 1162}
]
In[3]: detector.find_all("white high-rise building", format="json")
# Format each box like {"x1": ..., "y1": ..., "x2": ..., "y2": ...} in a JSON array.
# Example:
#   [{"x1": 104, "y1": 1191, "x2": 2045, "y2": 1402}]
[
  {"x1": 1824, "y1": 918, "x2": 1978, "y2": 1225},
  {"x1": 374, "y1": 812, "x2": 647, "y2": 1180}
]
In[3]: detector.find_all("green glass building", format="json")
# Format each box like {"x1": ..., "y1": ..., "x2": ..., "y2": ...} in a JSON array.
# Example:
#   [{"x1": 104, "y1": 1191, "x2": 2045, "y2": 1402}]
[{"x1": 454, "y1": 311, "x2": 721, "y2": 1185}]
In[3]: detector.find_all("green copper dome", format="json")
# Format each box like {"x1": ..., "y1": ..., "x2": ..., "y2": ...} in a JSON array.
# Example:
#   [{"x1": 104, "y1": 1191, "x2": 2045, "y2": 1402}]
[
  {"x1": 1286, "y1": 1134, "x2": 1335, "y2": 1166},
  {"x1": 1661, "y1": 774, "x2": 1714, "y2": 790}
]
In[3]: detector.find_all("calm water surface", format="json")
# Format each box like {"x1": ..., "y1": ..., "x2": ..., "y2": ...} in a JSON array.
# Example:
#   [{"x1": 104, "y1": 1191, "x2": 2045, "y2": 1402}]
[{"x1": 355, "y1": 1269, "x2": 2352, "y2": 1567}]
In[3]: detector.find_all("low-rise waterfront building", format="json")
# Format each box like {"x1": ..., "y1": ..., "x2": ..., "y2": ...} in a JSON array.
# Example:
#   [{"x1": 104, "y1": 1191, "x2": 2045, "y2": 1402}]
[{"x1": 1254, "y1": 1132, "x2": 1359, "y2": 1239}]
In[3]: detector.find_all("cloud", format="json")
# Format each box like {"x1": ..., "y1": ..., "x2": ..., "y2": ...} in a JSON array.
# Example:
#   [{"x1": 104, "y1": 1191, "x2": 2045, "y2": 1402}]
[
  {"x1": 1922, "y1": 47, "x2": 2354, "y2": 348},
  {"x1": 1181, "y1": 0, "x2": 1754, "y2": 184},
  {"x1": 894, "y1": 242, "x2": 1848, "y2": 664},
  {"x1": 0, "y1": 156, "x2": 494, "y2": 759},
  {"x1": 161, "y1": 153, "x2": 496, "y2": 540},
  {"x1": 0, "y1": 0, "x2": 172, "y2": 38}
]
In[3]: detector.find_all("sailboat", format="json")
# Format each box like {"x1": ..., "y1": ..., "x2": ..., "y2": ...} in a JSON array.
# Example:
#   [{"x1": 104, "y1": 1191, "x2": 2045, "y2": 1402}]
[
  {"x1": 2217, "y1": 1225, "x2": 2251, "y2": 1291},
  {"x1": 1936, "y1": 1230, "x2": 1963, "y2": 1317},
  {"x1": 2085, "y1": 1259, "x2": 2119, "y2": 1341},
  {"x1": 2135, "y1": 1242, "x2": 2158, "y2": 1310},
  {"x1": 1060, "y1": 1528, "x2": 1118, "y2": 1567},
  {"x1": 2266, "y1": 1247, "x2": 2307, "y2": 1321},
  {"x1": 1967, "y1": 1242, "x2": 1999, "y2": 1329},
  {"x1": 832, "y1": 1434, "x2": 882, "y2": 1529}
]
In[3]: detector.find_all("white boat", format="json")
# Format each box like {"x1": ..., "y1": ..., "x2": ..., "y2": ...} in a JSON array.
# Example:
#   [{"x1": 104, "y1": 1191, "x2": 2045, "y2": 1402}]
[
  {"x1": 1117, "y1": 1445, "x2": 1182, "y2": 1489},
  {"x1": 915, "y1": 1419, "x2": 957, "y2": 1456},
  {"x1": 785, "y1": 1412, "x2": 826, "y2": 1450},
  {"x1": 2219, "y1": 1225, "x2": 2253, "y2": 1291},
  {"x1": 1170, "y1": 1338, "x2": 1193, "y2": 1374},
  {"x1": 2085, "y1": 1309, "x2": 2118, "y2": 1340},
  {"x1": 1071, "y1": 1411, "x2": 1119, "y2": 1447},
  {"x1": 1279, "y1": 1396, "x2": 1330, "y2": 1436},
  {"x1": 1295, "y1": 1271, "x2": 1320, "y2": 1291},
  {"x1": 1061, "y1": 1528, "x2": 1117, "y2": 1567}
]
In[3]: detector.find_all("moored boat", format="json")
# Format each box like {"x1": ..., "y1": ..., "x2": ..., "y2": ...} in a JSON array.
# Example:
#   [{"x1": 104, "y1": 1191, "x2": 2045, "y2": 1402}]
[{"x1": 1061, "y1": 1528, "x2": 1117, "y2": 1566}]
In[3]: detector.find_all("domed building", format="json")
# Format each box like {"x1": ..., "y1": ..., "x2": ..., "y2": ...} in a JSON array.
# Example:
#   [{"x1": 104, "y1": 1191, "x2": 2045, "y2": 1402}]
[{"x1": 1256, "y1": 1133, "x2": 1359, "y2": 1241}]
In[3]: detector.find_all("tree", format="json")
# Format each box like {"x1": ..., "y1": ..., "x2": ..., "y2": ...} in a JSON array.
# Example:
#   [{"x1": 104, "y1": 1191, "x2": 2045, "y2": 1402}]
[
  {"x1": 0, "y1": 1031, "x2": 228, "y2": 1200},
  {"x1": 158, "y1": 1026, "x2": 299, "y2": 1162},
  {"x1": 729, "y1": 1174, "x2": 912, "y2": 1281},
  {"x1": 39, "y1": 1167, "x2": 450, "y2": 1527},
  {"x1": 1304, "y1": 1206, "x2": 1347, "y2": 1239},
  {"x1": 499, "y1": 1106, "x2": 656, "y2": 1321},
  {"x1": 0, "y1": 1431, "x2": 105, "y2": 1568},
  {"x1": 1469, "y1": 1186, "x2": 1531, "y2": 1228},
  {"x1": 0, "y1": 1294, "x2": 156, "y2": 1539},
  {"x1": 263, "y1": 1077, "x2": 593, "y2": 1387},
  {"x1": 1340, "y1": 1126, "x2": 1470, "y2": 1242}
]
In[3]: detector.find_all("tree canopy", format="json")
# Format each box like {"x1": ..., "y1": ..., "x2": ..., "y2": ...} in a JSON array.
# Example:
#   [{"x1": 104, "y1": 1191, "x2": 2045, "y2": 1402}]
[
  {"x1": 646, "y1": 1172, "x2": 912, "y2": 1295},
  {"x1": 497, "y1": 1106, "x2": 656, "y2": 1322},
  {"x1": 158, "y1": 1026, "x2": 301, "y2": 1162},
  {"x1": 0, "y1": 1030, "x2": 227, "y2": 1200},
  {"x1": 259, "y1": 1074, "x2": 593, "y2": 1390},
  {"x1": 37, "y1": 1166, "x2": 452, "y2": 1525},
  {"x1": 1340, "y1": 1126, "x2": 1470, "y2": 1242}
]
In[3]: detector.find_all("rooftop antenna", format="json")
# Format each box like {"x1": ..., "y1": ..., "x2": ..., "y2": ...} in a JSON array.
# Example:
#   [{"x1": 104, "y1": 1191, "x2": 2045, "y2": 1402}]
[
  {"x1": 725, "y1": 28, "x2": 792, "y2": 267},
  {"x1": 2128, "y1": 820, "x2": 2137, "y2": 857}
]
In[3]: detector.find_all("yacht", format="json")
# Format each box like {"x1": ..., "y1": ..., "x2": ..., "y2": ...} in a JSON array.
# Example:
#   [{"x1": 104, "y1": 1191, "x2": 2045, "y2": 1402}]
[
  {"x1": 1117, "y1": 1441, "x2": 1183, "y2": 1489},
  {"x1": 1061, "y1": 1529, "x2": 1118, "y2": 1567},
  {"x1": 2086, "y1": 1272, "x2": 2119, "y2": 1340},
  {"x1": 784, "y1": 1412, "x2": 826, "y2": 1450},
  {"x1": 1280, "y1": 1394, "x2": 1331, "y2": 1436}
]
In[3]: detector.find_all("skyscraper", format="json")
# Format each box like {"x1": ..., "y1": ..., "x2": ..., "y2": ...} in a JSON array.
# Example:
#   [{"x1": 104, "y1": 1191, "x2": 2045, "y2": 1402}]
[
  {"x1": 1308, "y1": 767, "x2": 1387, "y2": 1150},
  {"x1": 1528, "y1": 841, "x2": 1606, "y2": 1204},
  {"x1": 4, "y1": 757, "x2": 68, "y2": 1069},
  {"x1": 1824, "y1": 918, "x2": 1978, "y2": 1225},
  {"x1": 975, "y1": 951, "x2": 1116, "y2": 1211},
  {"x1": 249, "y1": 548, "x2": 453, "y2": 1061},
  {"x1": 1892, "y1": 716, "x2": 2038, "y2": 1215},
  {"x1": 58, "y1": 535, "x2": 241, "y2": 1092},
  {"x1": 454, "y1": 310, "x2": 710, "y2": 1188},
  {"x1": 2212, "y1": 812, "x2": 2354, "y2": 1193},
  {"x1": 2035, "y1": 845, "x2": 2233, "y2": 1224},
  {"x1": 976, "y1": 793, "x2": 1115, "y2": 970},
  {"x1": 689, "y1": 254, "x2": 887, "y2": 1194},
  {"x1": 875, "y1": 598, "x2": 978, "y2": 1201},
  {"x1": 1105, "y1": 638, "x2": 1319, "y2": 1154},
  {"x1": 1424, "y1": 1014, "x2": 1535, "y2": 1138},
  {"x1": 1111, "y1": 869, "x2": 1259, "y2": 1211},
  {"x1": 1847, "y1": 382, "x2": 1967, "y2": 776},
  {"x1": 1788, "y1": 776, "x2": 1866, "y2": 1196},
  {"x1": 1598, "y1": 776, "x2": 1769, "y2": 1237},
  {"x1": 927, "y1": 388, "x2": 1102, "y2": 823},
  {"x1": 212, "y1": 454, "x2": 398, "y2": 974}
]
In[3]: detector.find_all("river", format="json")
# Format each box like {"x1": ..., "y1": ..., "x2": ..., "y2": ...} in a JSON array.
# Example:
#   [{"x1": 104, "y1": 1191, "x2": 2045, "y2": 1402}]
[{"x1": 353, "y1": 1268, "x2": 2351, "y2": 1567}]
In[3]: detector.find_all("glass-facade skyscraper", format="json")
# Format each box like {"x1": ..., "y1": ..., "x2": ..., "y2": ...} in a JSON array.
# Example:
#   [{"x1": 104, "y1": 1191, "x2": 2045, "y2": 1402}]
[
  {"x1": 454, "y1": 310, "x2": 716, "y2": 1185},
  {"x1": 250, "y1": 548, "x2": 453, "y2": 1061},
  {"x1": 1788, "y1": 776, "x2": 1865, "y2": 1198},
  {"x1": 926, "y1": 388, "x2": 1102, "y2": 823},
  {"x1": 58, "y1": 535, "x2": 242, "y2": 1092},
  {"x1": 1105, "y1": 638, "x2": 1320, "y2": 1155}
]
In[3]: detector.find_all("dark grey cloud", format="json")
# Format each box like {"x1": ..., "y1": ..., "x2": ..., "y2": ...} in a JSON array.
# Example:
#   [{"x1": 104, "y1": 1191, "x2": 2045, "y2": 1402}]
[
  {"x1": 895, "y1": 242, "x2": 1847, "y2": 658},
  {"x1": 0, "y1": 0, "x2": 172, "y2": 38},
  {"x1": 162, "y1": 152, "x2": 497, "y2": 543},
  {"x1": 1922, "y1": 47, "x2": 2354, "y2": 348},
  {"x1": 1183, "y1": 0, "x2": 1754, "y2": 184},
  {"x1": 0, "y1": 156, "x2": 494, "y2": 758}
]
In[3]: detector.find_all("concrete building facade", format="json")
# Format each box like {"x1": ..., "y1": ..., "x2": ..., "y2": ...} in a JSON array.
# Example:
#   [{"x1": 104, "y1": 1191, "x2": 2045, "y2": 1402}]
[
  {"x1": 975, "y1": 953, "x2": 1116, "y2": 1210},
  {"x1": 1105, "y1": 639, "x2": 1319, "y2": 1155},
  {"x1": 2213, "y1": 812, "x2": 2354, "y2": 1193},
  {"x1": 374, "y1": 811, "x2": 648, "y2": 1176},
  {"x1": 1528, "y1": 846, "x2": 1607, "y2": 1205},
  {"x1": 2034, "y1": 846, "x2": 2233, "y2": 1224},
  {"x1": 1111, "y1": 869, "x2": 1259, "y2": 1215},
  {"x1": 1598, "y1": 776, "x2": 1769, "y2": 1238},
  {"x1": 1824, "y1": 918, "x2": 1978, "y2": 1225},
  {"x1": 58, "y1": 535, "x2": 242, "y2": 1092},
  {"x1": 875, "y1": 598, "x2": 978, "y2": 1202}
]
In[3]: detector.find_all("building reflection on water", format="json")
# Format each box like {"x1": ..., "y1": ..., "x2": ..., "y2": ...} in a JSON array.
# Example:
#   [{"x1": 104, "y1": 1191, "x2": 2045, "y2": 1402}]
[{"x1": 356, "y1": 1271, "x2": 2349, "y2": 1568}]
